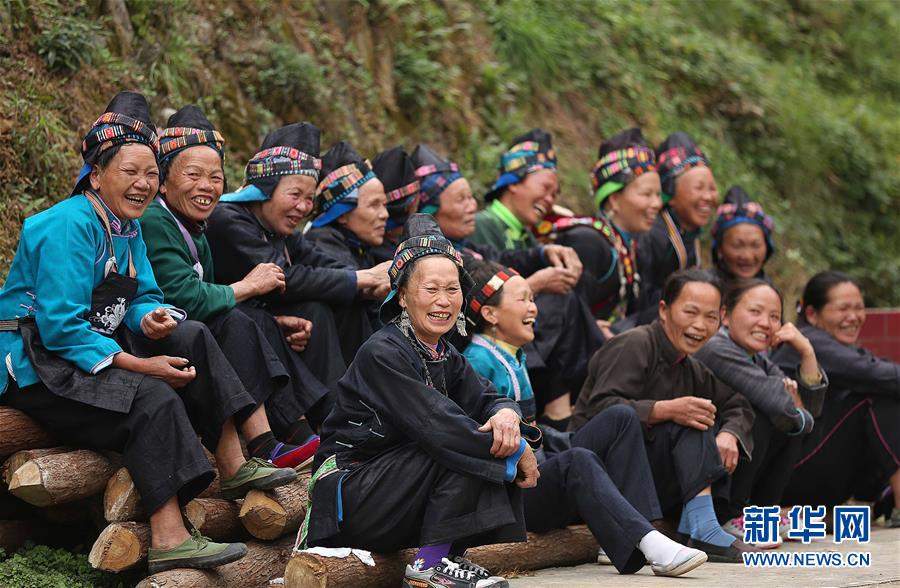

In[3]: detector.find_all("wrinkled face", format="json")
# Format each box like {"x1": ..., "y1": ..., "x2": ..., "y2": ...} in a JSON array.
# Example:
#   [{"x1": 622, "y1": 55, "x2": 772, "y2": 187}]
[
  {"x1": 807, "y1": 281, "x2": 866, "y2": 345},
  {"x1": 659, "y1": 281, "x2": 722, "y2": 355},
  {"x1": 257, "y1": 175, "x2": 317, "y2": 236},
  {"x1": 400, "y1": 256, "x2": 463, "y2": 346},
  {"x1": 607, "y1": 172, "x2": 662, "y2": 233},
  {"x1": 724, "y1": 284, "x2": 782, "y2": 354},
  {"x1": 434, "y1": 178, "x2": 477, "y2": 240},
  {"x1": 160, "y1": 146, "x2": 224, "y2": 223},
  {"x1": 720, "y1": 223, "x2": 767, "y2": 278},
  {"x1": 669, "y1": 166, "x2": 719, "y2": 231},
  {"x1": 501, "y1": 169, "x2": 558, "y2": 227},
  {"x1": 338, "y1": 178, "x2": 389, "y2": 246},
  {"x1": 481, "y1": 275, "x2": 538, "y2": 348},
  {"x1": 90, "y1": 143, "x2": 159, "y2": 220}
]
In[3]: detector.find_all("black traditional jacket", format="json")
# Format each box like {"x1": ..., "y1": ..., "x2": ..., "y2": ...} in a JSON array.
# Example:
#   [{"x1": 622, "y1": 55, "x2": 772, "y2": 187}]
[{"x1": 206, "y1": 203, "x2": 357, "y2": 306}]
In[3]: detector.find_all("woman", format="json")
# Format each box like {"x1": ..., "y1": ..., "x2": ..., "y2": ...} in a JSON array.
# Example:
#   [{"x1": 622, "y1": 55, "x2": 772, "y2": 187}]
[
  {"x1": 571, "y1": 270, "x2": 757, "y2": 562},
  {"x1": 413, "y1": 142, "x2": 602, "y2": 430},
  {"x1": 540, "y1": 128, "x2": 662, "y2": 335},
  {"x1": 694, "y1": 279, "x2": 827, "y2": 543},
  {"x1": 302, "y1": 214, "x2": 537, "y2": 588},
  {"x1": 710, "y1": 186, "x2": 775, "y2": 289},
  {"x1": 370, "y1": 145, "x2": 422, "y2": 264},
  {"x1": 0, "y1": 92, "x2": 295, "y2": 572},
  {"x1": 142, "y1": 105, "x2": 330, "y2": 467},
  {"x1": 206, "y1": 124, "x2": 389, "y2": 377},
  {"x1": 306, "y1": 141, "x2": 390, "y2": 270},
  {"x1": 772, "y1": 272, "x2": 900, "y2": 527},
  {"x1": 625, "y1": 132, "x2": 719, "y2": 329},
  {"x1": 463, "y1": 260, "x2": 707, "y2": 577}
]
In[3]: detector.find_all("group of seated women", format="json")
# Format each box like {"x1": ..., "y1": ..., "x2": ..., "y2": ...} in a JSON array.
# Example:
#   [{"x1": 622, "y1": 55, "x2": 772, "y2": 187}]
[{"x1": 0, "y1": 90, "x2": 896, "y2": 588}]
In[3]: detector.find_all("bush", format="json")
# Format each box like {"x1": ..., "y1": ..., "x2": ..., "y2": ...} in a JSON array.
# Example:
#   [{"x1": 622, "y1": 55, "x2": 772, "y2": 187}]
[{"x1": 0, "y1": 544, "x2": 140, "y2": 588}]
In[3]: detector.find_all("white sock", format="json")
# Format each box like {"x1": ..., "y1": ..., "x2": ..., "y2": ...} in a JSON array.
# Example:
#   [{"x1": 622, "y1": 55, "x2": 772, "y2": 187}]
[{"x1": 638, "y1": 530, "x2": 686, "y2": 566}]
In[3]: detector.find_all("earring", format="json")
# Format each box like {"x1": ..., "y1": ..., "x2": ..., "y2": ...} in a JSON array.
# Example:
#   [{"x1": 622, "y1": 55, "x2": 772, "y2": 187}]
[
  {"x1": 456, "y1": 313, "x2": 467, "y2": 337},
  {"x1": 399, "y1": 308, "x2": 412, "y2": 334}
]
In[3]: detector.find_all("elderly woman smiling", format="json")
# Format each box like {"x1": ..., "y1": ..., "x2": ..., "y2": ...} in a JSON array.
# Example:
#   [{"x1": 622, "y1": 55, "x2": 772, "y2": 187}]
[
  {"x1": 302, "y1": 214, "x2": 538, "y2": 588},
  {"x1": 0, "y1": 92, "x2": 297, "y2": 573}
]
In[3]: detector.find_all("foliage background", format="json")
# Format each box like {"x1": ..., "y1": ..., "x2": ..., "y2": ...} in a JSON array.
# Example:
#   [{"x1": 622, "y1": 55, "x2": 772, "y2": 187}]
[{"x1": 0, "y1": 0, "x2": 898, "y2": 306}]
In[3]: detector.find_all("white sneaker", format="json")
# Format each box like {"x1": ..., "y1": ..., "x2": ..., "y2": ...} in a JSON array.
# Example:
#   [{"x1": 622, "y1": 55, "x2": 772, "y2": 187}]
[
  {"x1": 723, "y1": 516, "x2": 782, "y2": 549},
  {"x1": 597, "y1": 548, "x2": 612, "y2": 565}
]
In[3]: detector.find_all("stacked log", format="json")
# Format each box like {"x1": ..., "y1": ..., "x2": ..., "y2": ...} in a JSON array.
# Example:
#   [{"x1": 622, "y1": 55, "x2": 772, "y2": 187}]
[
  {"x1": 135, "y1": 537, "x2": 294, "y2": 588},
  {"x1": 88, "y1": 521, "x2": 151, "y2": 572},
  {"x1": 0, "y1": 407, "x2": 54, "y2": 459},
  {"x1": 284, "y1": 525, "x2": 600, "y2": 588},
  {"x1": 239, "y1": 474, "x2": 310, "y2": 540},
  {"x1": 7, "y1": 449, "x2": 117, "y2": 507}
]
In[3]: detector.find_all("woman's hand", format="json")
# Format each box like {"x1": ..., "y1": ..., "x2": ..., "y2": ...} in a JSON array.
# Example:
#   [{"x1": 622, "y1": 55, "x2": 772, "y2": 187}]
[
  {"x1": 772, "y1": 323, "x2": 821, "y2": 384},
  {"x1": 478, "y1": 408, "x2": 522, "y2": 458},
  {"x1": 526, "y1": 266, "x2": 579, "y2": 295},
  {"x1": 596, "y1": 319, "x2": 615, "y2": 340},
  {"x1": 716, "y1": 431, "x2": 740, "y2": 474},
  {"x1": 232, "y1": 263, "x2": 285, "y2": 302},
  {"x1": 274, "y1": 315, "x2": 313, "y2": 352},
  {"x1": 543, "y1": 244, "x2": 583, "y2": 279},
  {"x1": 137, "y1": 355, "x2": 196, "y2": 388},
  {"x1": 141, "y1": 308, "x2": 178, "y2": 340},
  {"x1": 783, "y1": 377, "x2": 804, "y2": 409},
  {"x1": 515, "y1": 445, "x2": 540, "y2": 489}
]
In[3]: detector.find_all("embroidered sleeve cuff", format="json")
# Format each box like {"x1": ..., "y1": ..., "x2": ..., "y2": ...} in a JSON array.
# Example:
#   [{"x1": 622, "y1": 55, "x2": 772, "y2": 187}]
[
  {"x1": 163, "y1": 306, "x2": 186, "y2": 322},
  {"x1": 504, "y1": 439, "x2": 528, "y2": 482},
  {"x1": 787, "y1": 408, "x2": 813, "y2": 436},
  {"x1": 91, "y1": 351, "x2": 118, "y2": 374}
]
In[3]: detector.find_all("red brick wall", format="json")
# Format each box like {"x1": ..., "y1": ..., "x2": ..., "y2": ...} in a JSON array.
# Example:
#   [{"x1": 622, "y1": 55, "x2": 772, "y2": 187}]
[{"x1": 857, "y1": 309, "x2": 900, "y2": 363}]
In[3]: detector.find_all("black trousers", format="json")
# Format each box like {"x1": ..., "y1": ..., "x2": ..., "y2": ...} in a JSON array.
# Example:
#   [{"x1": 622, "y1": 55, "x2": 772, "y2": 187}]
[
  {"x1": 259, "y1": 300, "x2": 351, "y2": 389},
  {"x1": 718, "y1": 410, "x2": 803, "y2": 521},
  {"x1": 527, "y1": 291, "x2": 604, "y2": 412},
  {"x1": 643, "y1": 420, "x2": 728, "y2": 514},
  {"x1": 226, "y1": 305, "x2": 332, "y2": 432},
  {"x1": 524, "y1": 405, "x2": 659, "y2": 574},
  {"x1": 782, "y1": 393, "x2": 900, "y2": 508},
  {"x1": 310, "y1": 443, "x2": 525, "y2": 551},
  {"x1": 2, "y1": 322, "x2": 256, "y2": 514}
]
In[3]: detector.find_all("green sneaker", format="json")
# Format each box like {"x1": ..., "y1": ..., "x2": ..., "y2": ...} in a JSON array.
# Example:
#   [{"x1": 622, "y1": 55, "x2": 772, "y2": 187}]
[
  {"x1": 219, "y1": 457, "x2": 297, "y2": 499},
  {"x1": 147, "y1": 530, "x2": 247, "y2": 573}
]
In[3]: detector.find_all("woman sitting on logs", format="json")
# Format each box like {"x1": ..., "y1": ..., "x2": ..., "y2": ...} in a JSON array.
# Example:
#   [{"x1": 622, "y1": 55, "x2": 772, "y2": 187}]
[
  {"x1": 462, "y1": 259, "x2": 707, "y2": 577},
  {"x1": 0, "y1": 91, "x2": 297, "y2": 573},
  {"x1": 301, "y1": 214, "x2": 538, "y2": 588}
]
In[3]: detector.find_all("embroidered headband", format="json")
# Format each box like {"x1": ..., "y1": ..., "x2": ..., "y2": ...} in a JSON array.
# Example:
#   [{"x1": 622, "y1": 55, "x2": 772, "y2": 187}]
[
  {"x1": 245, "y1": 145, "x2": 322, "y2": 185},
  {"x1": 386, "y1": 179, "x2": 421, "y2": 204},
  {"x1": 82, "y1": 112, "x2": 159, "y2": 161},
  {"x1": 485, "y1": 136, "x2": 558, "y2": 201},
  {"x1": 313, "y1": 162, "x2": 375, "y2": 213},
  {"x1": 388, "y1": 235, "x2": 465, "y2": 287},
  {"x1": 711, "y1": 200, "x2": 776, "y2": 260},
  {"x1": 159, "y1": 127, "x2": 225, "y2": 159},
  {"x1": 591, "y1": 146, "x2": 657, "y2": 207},
  {"x1": 467, "y1": 267, "x2": 520, "y2": 316}
]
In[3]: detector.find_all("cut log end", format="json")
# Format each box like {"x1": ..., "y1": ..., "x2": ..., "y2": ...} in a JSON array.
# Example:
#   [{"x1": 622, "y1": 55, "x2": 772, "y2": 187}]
[
  {"x1": 103, "y1": 467, "x2": 144, "y2": 522},
  {"x1": 239, "y1": 491, "x2": 288, "y2": 541},
  {"x1": 88, "y1": 522, "x2": 150, "y2": 573},
  {"x1": 7, "y1": 461, "x2": 52, "y2": 506}
]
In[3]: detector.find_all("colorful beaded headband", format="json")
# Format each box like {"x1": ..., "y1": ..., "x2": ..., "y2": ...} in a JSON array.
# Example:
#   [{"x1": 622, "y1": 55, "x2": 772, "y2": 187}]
[
  {"x1": 590, "y1": 146, "x2": 656, "y2": 191},
  {"x1": 314, "y1": 162, "x2": 375, "y2": 212},
  {"x1": 415, "y1": 162, "x2": 460, "y2": 177},
  {"x1": 499, "y1": 140, "x2": 557, "y2": 175},
  {"x1": 386, "y1": 180, "x2": 421, "y2": 204},
  {"x1": 245, "y1": 146, "x2": 322, "y2": 183},
  {"x1": 82, "y1": 112, "x2": 159, "y2": 158},
  {"x1": 159, "y1": 127, "x2": 225, "y2": 158},
  {"x1": 468, "y1": 268, "x2": 520, "y2": 315},
  {"x1": 388, "y1": 235, "x2": 464, "y2": 286},
  {"x1": 657, "y1": 146, "x2": 709, "y2": 183}
]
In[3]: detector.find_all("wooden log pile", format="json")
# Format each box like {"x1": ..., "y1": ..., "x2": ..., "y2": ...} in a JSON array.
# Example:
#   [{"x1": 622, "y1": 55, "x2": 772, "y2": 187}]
[
  {"x1": 284, "y1": 525, "x2": 600, "y2": 588},
  {"x1": 3, "y1": 406, "x2": 606, "y2": 588}
]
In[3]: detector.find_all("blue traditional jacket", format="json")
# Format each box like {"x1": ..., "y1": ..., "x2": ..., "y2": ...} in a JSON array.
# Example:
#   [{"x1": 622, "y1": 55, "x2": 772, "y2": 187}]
[
  {"x1": 0, "y1": 194, "x2": 178, "y2": 394},
  {"x1": 463, "y1": 334, "x2": 536, "y2": 421}
]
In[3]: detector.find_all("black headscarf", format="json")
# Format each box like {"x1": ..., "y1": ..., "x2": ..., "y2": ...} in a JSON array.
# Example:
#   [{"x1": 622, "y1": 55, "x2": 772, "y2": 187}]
[{"x1": 372, "y1": 146, "x2": 421, "y2": 230}]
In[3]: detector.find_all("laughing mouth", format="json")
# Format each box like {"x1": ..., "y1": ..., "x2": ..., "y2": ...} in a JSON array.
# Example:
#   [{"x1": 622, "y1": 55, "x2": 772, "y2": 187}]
[
  {"x1": 191, "y1": 196, "x2": 213, "y2": 206},
  {"x1": 523, "y1": 317, "x2": 535, "y2": 325},
  {"x1": 124, "y1": 194, "x2": 146, "y2": 205},
  {"x1": 428, "y1": 312, "x2": 450, "y2": 321},
  {"x1": 684, "y1": 333, "x2": 705, "y2": 343}
]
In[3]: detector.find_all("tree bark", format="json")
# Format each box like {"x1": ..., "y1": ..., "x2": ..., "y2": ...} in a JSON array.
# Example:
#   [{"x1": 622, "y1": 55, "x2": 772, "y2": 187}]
[
  {"x1": 8, "y1": 449, "x2": 117, "y2": 507},
  {"x1": 284, "y1": 525, "x2": 600, "y2": 588},
  {"x1": 238, "y1": 473, "x2": 309, "y2": 540},
  {"x1": 102, "y1": 0, "x2": 135, "y2": 55},
  {"x1": 89, "y1": 521, "x2": 151, "y2": 572},
  {"x1": 135, "y1": 537, "x2": 294, "y2": 588},
  {"x1": 0, "y1": 407, "x2": 54, "y2": 459},
  {"x1": 185, "y1": 497, "x2": 246, "y2": 542}
]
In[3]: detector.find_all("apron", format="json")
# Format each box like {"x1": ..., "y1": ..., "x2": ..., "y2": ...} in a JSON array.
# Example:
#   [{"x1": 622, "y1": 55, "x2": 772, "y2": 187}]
[{"x1": 1, "y1": 191, "x2": 145, "y2": 413}]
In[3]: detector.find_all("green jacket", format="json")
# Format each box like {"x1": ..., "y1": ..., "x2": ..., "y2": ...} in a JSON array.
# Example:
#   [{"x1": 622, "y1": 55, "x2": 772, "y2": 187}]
[
  {"x1": 470, "y1": 200, "x2": 538, "y2": 252},
  {"x1": 141, "y1": 200, "x2": 236, "y2": 322}
]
